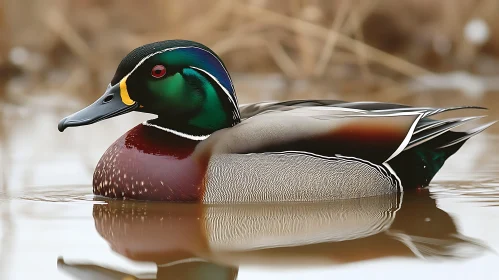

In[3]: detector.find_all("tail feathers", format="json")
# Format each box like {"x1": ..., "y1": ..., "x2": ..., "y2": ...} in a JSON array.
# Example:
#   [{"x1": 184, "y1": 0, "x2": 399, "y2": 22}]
[
  {"x1": 390, "y1": 117, "x2": 495, "y2": 189},
  {"x1": 389, "y1": 141, "x2": 465, "y2": 189},
  {"x1": 423, "y1": 106, "x2": 487, "y2": 118},
  {"x1": 414, "y1": 116, "x2": 484, "y2": 135},
  {"x1": 405, "y1": 116, "x2": 485, "y2": 150},
  {"x1": 438, "y1": 121, "x2": 497, "y2": 149}
]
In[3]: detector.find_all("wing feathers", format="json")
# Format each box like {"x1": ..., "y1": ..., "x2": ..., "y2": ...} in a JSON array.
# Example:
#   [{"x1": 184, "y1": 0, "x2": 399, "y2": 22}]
[
  {"x1": 405, "y1": 116, "x2": 486, "y2": 150},
  {"x1": 423, "y1": 106, "x2": 487, "y2": 118},
  {"x1": 437, "y1": 121, "x2": 497, "y2": 149},
  {"x1": 201, "y1": 100, "x2": 494, "y2": 164},
  {"x1": 414, "y1": 117, "x2": 475, "y2": 134}
]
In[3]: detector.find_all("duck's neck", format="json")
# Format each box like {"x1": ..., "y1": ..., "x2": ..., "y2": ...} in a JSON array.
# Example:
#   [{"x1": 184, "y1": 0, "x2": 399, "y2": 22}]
[{"x1": 146, "y1": 70, "x2": 240, "y2": 140}]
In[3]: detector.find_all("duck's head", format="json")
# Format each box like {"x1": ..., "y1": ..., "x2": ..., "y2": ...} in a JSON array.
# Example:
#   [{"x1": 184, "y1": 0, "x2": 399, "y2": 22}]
[{"x1": 58, "y1": 40, "x2": 240, "y2": 139}]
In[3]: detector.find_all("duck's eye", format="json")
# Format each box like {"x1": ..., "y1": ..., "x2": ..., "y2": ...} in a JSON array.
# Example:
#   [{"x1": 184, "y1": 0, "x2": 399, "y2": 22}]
[{"x1": 151, "y1": 65, "x2": 166, "y2": 78}]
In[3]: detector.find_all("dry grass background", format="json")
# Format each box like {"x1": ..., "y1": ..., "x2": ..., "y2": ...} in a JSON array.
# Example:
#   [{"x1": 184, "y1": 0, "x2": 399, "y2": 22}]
[{"x1": 1, "y1": 0, "x2": 499, "y2": 102}]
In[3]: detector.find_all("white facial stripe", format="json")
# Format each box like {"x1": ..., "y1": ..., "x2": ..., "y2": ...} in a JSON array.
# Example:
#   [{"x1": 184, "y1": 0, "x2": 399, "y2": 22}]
[
  {"x1": 143, "y1": 121, "x2": 210, "y2": 141},
  {"x1": 189, "y1": 66, "x2": 240, "y2": 118}
]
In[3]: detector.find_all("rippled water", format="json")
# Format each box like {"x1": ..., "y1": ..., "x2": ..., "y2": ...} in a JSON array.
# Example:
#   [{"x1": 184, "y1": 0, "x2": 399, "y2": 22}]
[{"x1": 1, "y1": 90, "x2": 499, "y2": 279}]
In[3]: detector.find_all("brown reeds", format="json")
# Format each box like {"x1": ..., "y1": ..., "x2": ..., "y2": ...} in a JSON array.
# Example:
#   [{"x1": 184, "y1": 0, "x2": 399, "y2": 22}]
[{"x1": 1, "y1": 0, "x2": 498, "y2": 101}]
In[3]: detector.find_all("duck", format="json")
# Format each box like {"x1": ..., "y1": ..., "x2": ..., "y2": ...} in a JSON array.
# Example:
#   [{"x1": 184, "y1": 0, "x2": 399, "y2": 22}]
[{"x1": 57, "y1": 39, "x2": 495, "y2": 203}]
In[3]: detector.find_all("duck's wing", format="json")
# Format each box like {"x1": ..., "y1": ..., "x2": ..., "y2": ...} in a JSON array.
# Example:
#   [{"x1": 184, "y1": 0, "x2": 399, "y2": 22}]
[
  {"x1": 239, "y1": 100, "x2": 490, "y2": 152},
  {"x1": 201, "y1": 104, "x2": 490, "y2": 165},
  {"x1": 239, "y1": 100, "x2": 348, "y2": 119},
  {"x1": 199, "y1": 106, "x2": 421, "y2": 164},
  {"x1": 238, "y1": 100, "x2": 414, "y2": 120},
  {"x1": 239, "y1": 99, "x2": 485, "y2": 118}
]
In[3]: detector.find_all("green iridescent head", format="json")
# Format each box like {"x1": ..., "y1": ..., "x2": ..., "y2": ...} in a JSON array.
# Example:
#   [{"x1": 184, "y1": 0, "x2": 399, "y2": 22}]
[{"x1": 58, "y1": 40, "x2": 240, "y2": 139}]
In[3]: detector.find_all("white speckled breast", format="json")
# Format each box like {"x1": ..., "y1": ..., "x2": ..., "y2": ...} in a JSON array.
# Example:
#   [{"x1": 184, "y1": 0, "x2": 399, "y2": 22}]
[{"x1": 203, "y1": 152, "x2": 401, "y2": 203}]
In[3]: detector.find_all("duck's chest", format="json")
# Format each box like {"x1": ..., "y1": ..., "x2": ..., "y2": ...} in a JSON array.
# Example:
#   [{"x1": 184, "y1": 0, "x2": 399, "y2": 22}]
[{"x1": 93, "y1": 124, "x2": 205, "y2": 201}]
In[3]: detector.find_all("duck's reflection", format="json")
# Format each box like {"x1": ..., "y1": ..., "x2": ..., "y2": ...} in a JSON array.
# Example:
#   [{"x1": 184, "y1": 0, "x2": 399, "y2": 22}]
[{"x1": 58, "y1": 189, "x2": 486, "y2": 280}]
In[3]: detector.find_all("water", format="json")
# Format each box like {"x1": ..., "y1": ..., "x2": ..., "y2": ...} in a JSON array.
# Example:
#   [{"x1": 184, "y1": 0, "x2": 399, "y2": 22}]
[{"x1": 1, "y1": 89, "x2": 499, "y2": 279}]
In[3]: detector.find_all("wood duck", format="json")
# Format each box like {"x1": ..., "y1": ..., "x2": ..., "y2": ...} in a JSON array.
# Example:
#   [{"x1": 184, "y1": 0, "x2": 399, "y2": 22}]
[{"x1": 58, "y1": 39, "x2": 495, "y2": 202}]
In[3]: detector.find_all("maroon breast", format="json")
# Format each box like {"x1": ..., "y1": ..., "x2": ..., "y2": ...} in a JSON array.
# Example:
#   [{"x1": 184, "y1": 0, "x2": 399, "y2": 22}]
[{"x1": 93, "y1": 124, "x2": 205, "y2": 201}]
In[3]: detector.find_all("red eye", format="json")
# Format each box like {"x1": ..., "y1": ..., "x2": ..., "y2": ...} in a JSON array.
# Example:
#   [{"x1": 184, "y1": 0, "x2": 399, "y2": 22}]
[{"x1": 151, "y1": 65, "x2": 166, "y2": 78}]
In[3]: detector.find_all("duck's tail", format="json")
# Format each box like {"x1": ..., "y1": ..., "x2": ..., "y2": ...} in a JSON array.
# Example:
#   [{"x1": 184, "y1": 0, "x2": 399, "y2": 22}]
[{"x1": 388, "y1": 108, "x2": 496, "y2": 189}]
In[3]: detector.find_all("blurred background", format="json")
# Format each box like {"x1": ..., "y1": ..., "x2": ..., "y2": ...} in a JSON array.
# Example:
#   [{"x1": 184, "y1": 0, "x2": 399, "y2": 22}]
[
  {"x1": 1, "y1": 1, "x2": 499, "y2": 279},
  {"x1": 1, "y1": 0, "x2": 499, "y2": 103}
]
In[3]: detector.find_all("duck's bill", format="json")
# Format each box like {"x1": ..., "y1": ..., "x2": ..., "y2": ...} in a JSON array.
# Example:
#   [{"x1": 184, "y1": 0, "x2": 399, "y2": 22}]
[{"x1": 58, "y1": 83, "x2": 138, "y2": 132}]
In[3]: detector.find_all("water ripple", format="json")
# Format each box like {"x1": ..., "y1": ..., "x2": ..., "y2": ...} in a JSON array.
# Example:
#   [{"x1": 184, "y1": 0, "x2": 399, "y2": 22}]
[
  {"x1": 1, "y1": 185, "x2": 103, "y2": 204},
  {"x1": 430, "y1": 183, "x2": 499, "y2": 207}
]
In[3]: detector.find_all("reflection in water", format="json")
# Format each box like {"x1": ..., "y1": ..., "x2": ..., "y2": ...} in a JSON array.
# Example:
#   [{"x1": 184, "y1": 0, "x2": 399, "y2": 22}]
[{"x1": 58, "y1": 190, "x2": 486, "y2": 280}]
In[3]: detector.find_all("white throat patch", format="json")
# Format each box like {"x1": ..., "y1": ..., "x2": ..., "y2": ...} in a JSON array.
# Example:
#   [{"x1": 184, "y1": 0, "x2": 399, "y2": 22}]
[{"x1": 142, "y1": 121, "x2": 210, "y2": 141}]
